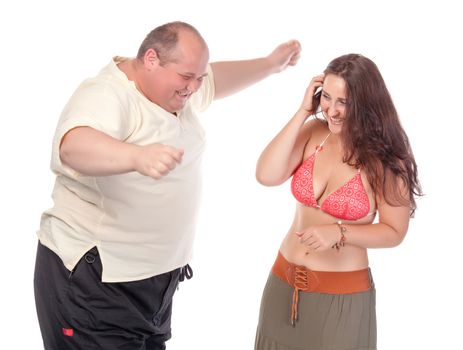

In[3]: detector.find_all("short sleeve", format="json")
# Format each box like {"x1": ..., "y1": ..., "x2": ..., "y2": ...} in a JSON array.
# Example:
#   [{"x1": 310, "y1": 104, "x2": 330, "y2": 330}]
[{"x1": 50, "y1": 79, "x2": 133, "y2": 177}]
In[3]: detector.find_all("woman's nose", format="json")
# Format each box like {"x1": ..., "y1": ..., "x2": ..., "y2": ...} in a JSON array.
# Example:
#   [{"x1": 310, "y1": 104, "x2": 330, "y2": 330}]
[{"x1": 326, "y1": 103, "x2": 338, "y2": 117}]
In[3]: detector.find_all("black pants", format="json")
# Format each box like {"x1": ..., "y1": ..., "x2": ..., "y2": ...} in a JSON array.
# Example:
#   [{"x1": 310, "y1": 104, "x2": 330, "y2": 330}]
[{"x1": 34, "y1": 241, "x2": 190, "y2": 350}]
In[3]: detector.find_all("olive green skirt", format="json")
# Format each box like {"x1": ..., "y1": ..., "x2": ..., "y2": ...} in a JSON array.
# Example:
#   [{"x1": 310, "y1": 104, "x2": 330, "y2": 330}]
[{"x1": 255, "y1": 272, "x2": 376, "y2": 350}]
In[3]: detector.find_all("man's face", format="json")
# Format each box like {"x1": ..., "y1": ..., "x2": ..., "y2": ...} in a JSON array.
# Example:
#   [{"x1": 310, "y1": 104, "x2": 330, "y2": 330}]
[{"x1": 143, "y1": 32, "x2": 209, "y2": 113}]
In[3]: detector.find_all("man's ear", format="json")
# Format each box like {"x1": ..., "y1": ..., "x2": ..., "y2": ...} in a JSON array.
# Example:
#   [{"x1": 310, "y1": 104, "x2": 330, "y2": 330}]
[{"x1": 144, "y1": 48, "x2": 159, "y2": 69}]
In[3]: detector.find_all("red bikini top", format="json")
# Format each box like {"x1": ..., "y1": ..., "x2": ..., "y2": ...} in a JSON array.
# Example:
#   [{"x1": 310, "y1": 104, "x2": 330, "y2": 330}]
[{"x1": 290, "y1": 133, "x2": 373, "y2": 221}]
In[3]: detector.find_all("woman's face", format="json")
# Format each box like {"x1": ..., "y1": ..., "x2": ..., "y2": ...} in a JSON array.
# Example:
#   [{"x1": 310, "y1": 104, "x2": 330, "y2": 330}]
[{"x1": 320, "y1": 74, "x2": 347, "y2": 134}]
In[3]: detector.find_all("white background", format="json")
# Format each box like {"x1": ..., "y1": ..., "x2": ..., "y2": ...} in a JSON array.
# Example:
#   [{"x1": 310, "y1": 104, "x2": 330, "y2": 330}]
[{"x1": 1, "y1": 0, "x2": 461, "y2": 349}]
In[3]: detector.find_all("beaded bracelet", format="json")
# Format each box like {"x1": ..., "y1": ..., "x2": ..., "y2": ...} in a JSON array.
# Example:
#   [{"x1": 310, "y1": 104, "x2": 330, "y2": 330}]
[{"x1": 332, "y1": 221, "x2": 347, "y2": 251}]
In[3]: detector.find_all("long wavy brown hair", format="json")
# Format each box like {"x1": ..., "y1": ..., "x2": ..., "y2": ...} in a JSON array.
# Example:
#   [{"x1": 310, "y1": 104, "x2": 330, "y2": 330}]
[{"x1": 312, "y1": 54, "x2": 422, "y2": 216}]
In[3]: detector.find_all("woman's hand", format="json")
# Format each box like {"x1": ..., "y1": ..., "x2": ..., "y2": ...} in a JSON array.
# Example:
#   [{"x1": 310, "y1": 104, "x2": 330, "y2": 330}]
[
  {"x1": 299, "y1": 74, "x2": 324, "y2": 115},
  {"x1": 295, "y1": 224, "x2": 340, "y2": 253}
]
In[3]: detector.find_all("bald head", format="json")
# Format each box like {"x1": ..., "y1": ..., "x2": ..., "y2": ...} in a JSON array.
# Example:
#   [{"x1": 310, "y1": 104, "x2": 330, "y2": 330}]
[{"x1": 136, "y1": 21, "x2": 208, "y2": 65}]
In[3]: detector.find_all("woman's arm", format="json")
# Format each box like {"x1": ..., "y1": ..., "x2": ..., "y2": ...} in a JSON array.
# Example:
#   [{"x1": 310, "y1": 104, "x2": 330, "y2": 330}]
[
  {"x1": 256, "y1": 110, "x2": 312, "y2": 186},
  {"x1": 256, "y1": 75, "x2": 325, "y2": 186},
  {"x1": 297, "y1": 179, "x2": 411, "y2": 250},
  {"x1": 341, "y1": 188, "x2": 410, "y2": 249}
]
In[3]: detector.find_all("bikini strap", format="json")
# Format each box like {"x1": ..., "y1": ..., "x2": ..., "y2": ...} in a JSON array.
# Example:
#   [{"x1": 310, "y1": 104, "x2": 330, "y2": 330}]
[{"x1": 315, "y1": 133, "x2": 331, "y2": 152}]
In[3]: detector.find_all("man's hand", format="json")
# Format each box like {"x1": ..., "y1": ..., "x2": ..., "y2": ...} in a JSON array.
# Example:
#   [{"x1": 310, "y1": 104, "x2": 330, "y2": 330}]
[
  {"x1": 133, "y1": 144, "x2": 184, "y2": 180},
  {"x1": 267, "y1": 40, "x2": 301, "y2": 73}
]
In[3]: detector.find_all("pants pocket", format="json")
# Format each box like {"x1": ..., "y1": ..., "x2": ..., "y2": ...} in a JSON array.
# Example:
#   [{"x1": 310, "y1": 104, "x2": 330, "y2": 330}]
[{"x1": 152, "y1": 270, "x2": 180, "y2": 334}]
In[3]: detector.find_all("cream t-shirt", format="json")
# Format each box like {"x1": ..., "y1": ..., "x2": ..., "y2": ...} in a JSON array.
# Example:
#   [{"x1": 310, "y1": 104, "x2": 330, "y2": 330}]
[{"x1": 37, "y1": 57, "x2": 215, "y2": 282}]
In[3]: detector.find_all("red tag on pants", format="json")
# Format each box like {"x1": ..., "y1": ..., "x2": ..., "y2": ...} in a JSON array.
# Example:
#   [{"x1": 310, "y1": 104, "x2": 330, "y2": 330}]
[{"x1": 62, "y1": 328, "x2": 74, "y2": 337}]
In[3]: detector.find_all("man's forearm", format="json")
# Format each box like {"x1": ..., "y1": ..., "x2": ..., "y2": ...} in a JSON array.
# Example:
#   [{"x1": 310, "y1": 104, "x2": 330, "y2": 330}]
[
  {"x1": 211, "y1": 58, "x2": 275, "y2": 99},
  {"x1": 211, "y1": 40, "x2": 301, "y2": 99},
  {"x1": 60, "y1": 126, "x2": 137, "y2": 176}
]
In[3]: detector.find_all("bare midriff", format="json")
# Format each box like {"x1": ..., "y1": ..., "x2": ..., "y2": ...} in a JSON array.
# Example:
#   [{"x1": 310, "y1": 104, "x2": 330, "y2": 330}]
[{"x1": 279, "y1": 203, "x2": 375, "y2": 272}]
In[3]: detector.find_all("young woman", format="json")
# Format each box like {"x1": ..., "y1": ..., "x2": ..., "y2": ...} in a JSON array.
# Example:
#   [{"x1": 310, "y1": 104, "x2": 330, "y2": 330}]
[{"x1": 254, "y1": 54, "x2": 422, "y2": 350}]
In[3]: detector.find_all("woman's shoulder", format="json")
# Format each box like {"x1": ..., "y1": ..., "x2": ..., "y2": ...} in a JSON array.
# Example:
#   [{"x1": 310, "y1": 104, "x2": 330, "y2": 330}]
[
  {"x1": 298, "y1": 118, "x2": 330, "y2": 157},
  {"x1": 304, "y1": 118, "x2": 329, "y2": 141}
]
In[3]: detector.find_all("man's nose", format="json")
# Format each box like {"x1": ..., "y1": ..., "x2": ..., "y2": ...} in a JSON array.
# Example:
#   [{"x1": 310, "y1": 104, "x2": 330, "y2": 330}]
[{"x1": 187, "y1": 79, "x2": 202, "y2": 93}]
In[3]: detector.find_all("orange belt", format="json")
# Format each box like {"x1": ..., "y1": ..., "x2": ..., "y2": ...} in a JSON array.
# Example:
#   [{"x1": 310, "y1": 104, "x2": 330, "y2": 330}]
[{"x1": 271, "y1": 251, "x2": 372, "y2": 326}]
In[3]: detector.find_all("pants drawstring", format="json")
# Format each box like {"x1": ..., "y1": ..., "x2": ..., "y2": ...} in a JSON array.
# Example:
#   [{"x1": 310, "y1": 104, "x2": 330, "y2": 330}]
[{"x1": 179, "y1": 264, "x2": 193, "y2": 282}]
